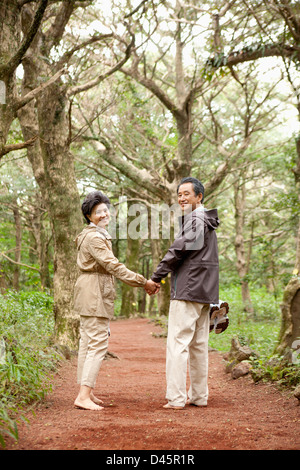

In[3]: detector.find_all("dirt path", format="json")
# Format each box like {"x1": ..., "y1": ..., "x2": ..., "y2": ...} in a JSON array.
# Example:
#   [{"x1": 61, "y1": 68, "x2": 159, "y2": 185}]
[{"x1": 5, "y1": 318, "x2": 300, "y2": 451}]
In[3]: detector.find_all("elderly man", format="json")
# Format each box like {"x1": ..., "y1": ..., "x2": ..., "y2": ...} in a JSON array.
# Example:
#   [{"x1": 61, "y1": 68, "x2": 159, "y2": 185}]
[{"x1": 151, "y1": 177, "x2": 219, "y2": 409}]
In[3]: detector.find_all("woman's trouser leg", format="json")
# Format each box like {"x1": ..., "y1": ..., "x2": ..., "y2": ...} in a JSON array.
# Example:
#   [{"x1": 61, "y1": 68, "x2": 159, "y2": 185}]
[{"x1": 77, "y1": 316, "x2": 109, "y2": 389}]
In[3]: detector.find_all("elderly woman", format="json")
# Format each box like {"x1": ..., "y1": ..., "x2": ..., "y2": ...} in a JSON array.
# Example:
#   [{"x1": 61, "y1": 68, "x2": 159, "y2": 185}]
[{"x1": 73, "y1": 190, "x2": 158, "y2": 410}]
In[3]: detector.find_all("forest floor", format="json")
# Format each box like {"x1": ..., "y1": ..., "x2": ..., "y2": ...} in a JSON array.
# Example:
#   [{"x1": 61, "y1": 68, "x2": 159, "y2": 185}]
[{"x1": 4, "y1": 317, "x2": 300, "y2": 451}]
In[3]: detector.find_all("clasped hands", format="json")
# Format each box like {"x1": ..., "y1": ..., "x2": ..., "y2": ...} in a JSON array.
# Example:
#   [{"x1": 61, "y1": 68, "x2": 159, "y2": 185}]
[{"x1": 144, "y1": 279, "x2": 160, "y2": 296}]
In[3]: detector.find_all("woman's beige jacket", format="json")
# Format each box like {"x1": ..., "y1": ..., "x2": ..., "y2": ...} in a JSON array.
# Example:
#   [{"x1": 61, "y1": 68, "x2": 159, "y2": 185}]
[{"x1": 73, "y1": 225, "x2": 147, "y2": 319}]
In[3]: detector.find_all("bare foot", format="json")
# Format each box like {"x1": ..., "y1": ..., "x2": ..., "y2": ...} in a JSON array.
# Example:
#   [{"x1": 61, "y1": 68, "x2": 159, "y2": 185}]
[
  {"x1": 163, "y1": 403, "x2": 185, "y2": 410},
  {"x1": 74, "y1": 397, "x2": 104, "y2": 411},
  {"x1": 186, "y1": 400, "x2": 207, "y2": 407},
  {"x1": 90, "y1": 392, "x2": 104, "y2": 405}
]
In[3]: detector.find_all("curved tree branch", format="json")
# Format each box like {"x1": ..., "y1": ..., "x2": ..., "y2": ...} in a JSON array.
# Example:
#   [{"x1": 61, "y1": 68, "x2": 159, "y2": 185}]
[
  {"x1": 0, "y1": 135, "x2": 38, "y2": 158},
  {"x1": 0, "y1": 0, "x2": 49, "y2": 80},
  {"x1": 206, "y1": 43, "x2": 300, "y2": 71},
  {"x1": 67, "y1": 34, "x2": 135, "y2": 97}
]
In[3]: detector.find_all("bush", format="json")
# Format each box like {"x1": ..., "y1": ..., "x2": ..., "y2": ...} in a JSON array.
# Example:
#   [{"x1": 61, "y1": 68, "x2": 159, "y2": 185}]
[{"x1": 0, "y1": 290, "x2": 60, "y2": 447}]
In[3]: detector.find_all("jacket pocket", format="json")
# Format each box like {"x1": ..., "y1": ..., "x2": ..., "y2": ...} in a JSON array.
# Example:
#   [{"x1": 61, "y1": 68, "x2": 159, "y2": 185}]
[{"x1": 101, "y1": 275, "x2": 116, "y2": 300}]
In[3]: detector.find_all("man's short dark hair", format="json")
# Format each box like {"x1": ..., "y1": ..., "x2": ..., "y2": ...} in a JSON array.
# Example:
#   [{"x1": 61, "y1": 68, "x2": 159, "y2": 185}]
[
  {"x1": 177, "y1": 177, "x2": 205, "y2": 202},
  {"x1": 81, "y1": 190, "x2": 110, "y2": 224}
]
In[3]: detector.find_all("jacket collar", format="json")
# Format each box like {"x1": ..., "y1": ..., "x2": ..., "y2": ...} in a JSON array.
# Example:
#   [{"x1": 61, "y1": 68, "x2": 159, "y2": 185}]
[
  {"x1": 178, "y1": 205, "x2": 204, "y2": 227},
  {"x1": 90, "y1": 223, "x2": 112, "y2": 240}
]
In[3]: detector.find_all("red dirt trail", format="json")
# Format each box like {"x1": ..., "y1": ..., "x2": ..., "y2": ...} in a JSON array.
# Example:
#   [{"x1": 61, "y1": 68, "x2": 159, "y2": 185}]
[{"x1": 5, "y1": 317, "x2": 300, "y2": 451}]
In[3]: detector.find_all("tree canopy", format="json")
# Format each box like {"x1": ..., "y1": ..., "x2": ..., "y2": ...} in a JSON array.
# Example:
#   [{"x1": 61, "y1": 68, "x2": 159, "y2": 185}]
[{"x1": 0, "y1": 0, "x2": 299, "y2": 352}]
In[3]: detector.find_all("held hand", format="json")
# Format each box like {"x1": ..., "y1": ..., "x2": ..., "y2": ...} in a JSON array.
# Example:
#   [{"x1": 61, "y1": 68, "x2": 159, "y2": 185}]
[{"x1": 144, "y1": 280, "x2": 160, "y2": 295}]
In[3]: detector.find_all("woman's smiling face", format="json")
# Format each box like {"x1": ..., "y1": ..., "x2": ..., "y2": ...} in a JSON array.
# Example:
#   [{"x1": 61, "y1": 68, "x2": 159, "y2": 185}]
[{"x1": 89, "y1": 203, "x2": 110, "y2": 228}]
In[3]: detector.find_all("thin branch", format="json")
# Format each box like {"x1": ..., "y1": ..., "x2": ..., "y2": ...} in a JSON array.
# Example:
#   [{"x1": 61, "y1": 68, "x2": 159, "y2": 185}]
[
  {"x1": 67, "y1": 34, "x2": 135, "y2": 97},
  {"x1": 57, "y1": 33, "x2": 114, "y2": 69},
  {"x1": 0, "y1": 252, "x2": 40, "y2": 272},
  {"x1": 0, "y1": 136, "x2": 37, "y2": 158},
  {"x1": 124, "y1": 0, "x2": 148, "y2": 18},
  {"x1": 15, "y1": 68, "x2": 65, "y2": 110}
]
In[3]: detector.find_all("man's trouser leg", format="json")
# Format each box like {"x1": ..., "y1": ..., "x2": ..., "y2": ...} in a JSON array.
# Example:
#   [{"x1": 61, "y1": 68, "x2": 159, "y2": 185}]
[
  {"x1": 77, "y1": 316, "x2": 109, "y2": 389},
  {"x1": 188, "y1": 303, "x2": 210, "y2": 405},
  {"x1": 166, "y1": 300, "x2": 210, "y2": 407}
]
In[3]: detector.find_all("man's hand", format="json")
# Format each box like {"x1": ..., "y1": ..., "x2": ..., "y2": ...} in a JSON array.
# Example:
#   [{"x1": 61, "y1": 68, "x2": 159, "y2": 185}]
[{"x1": 144, "y1": 280, "x2": 160, "y2": 295}]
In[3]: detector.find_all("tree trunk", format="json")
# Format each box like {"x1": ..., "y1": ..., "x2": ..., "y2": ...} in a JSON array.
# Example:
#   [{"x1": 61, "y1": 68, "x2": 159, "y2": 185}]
[
  {"x1": 151, "y1": 238, "x2": 171, "y2": 317},
  {"x1": 234, "y1": 175, "x2": 254, "y2": 315},
  {"x1": 120, "y1": 205, "x2": 140, "y2": 317},
  {"x1": 15, "y1": 2, "x2": 83, "y2": 349},
  {"x1": 0, "y1": 1, "x2": 20, "y2": 156},
  {"x1": 174, "y1": 9, "x2": 192, "y2": 177},
  {"x1": 18, "y1": 59, "x2": 81, "y2": 350},
  {"x1": 29, "y1": 194, "x2": 52, "y2": 288},
  {"x1": 20, "y1": 83, "x2": 82, "y2": 348},
  {"x1": 275, "y1": 277, "x2": 300, "y2": 355},
  {"x1": 138, "y1": 256, "x2": 148, "y2": 314},
  {"x1": 0, "y1": 263, "x2": 7, "y2": 293},
  {"x1": 37, "y1": 81, "x2": 82, "y2": 349},
  {"x1": 276, "y1": 134, "x2": 300, "y2": 354},
  {"x1": 12, "y1": 204, "x2": 22, "y2": 291}
]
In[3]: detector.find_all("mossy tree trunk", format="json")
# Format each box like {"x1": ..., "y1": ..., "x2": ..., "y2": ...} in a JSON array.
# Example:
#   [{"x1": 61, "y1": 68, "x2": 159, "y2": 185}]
[
  {"x1": 275, "y1": 277, "x2": 300, "y2": 355},
  {"x1": 17, "y1": 2, "x2": 82, "y2": 349},
  {"x1": 37, "y1": 81, "x2": 83, "y2": 348},
  {"x1": 275, "y1": 136, "x2": 300, "y2": 355},
  {"x1": 120, "y1": 207, "x2": 140, "y2": 317},
  {"x1": 19, "y1": 73, "x2": 82, "y2": 349}
]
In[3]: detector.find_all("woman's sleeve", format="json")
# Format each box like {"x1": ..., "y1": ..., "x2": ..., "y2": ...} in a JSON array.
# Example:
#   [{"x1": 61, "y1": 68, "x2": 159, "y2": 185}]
[{"x1": 88, "y1": 234, "x2": 147, "y2": 287}]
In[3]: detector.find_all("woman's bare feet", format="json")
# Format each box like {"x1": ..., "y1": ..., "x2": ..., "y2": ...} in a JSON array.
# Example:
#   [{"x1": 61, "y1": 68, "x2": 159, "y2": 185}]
[
  {"x1": 74, "y1": 396, "x2": 104, "y2": 411},
  {"x1": 163, "y1": 403, "x2": 185, "y2": 410},
  {"x1": 74, "y1": 385, "x2": 104, "y2": 410},
  {"x1": 90, "y1": 392, "x2": 104, "y2": 405}
]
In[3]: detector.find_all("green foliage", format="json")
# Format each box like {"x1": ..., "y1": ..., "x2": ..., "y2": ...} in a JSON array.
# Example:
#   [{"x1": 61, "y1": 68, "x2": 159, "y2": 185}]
[
  {"x1": 0, "y1": 290, "x2": 60, "y2": 447},
  {"x1": 208, "y1": 284, "x2": 299, "y2": 389},
  {"x1": 251, "y1": 355, "x2": 300, "y2": 388},
  {"x1": 208, "y1": 284, "x2": 282, "y2": 355}
]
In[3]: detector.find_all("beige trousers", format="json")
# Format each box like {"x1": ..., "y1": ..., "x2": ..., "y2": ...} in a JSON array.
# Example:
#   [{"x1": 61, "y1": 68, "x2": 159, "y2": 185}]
[
  {"x1": 166, "y1": 300, "x2": 210, "y2": 407},
  {"x1": 77, "y1": 315, "x2": 109, "y2": 389}
]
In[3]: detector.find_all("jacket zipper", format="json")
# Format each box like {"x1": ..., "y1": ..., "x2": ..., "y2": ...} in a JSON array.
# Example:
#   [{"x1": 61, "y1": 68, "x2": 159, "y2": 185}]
[{"x1": 174, "y1": 273, "x2": 178, "y2": 299}]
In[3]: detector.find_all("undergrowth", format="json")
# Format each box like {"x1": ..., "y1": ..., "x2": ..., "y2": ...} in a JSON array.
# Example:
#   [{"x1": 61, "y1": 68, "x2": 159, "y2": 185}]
[{"x1": 0, "y1": 290, "x2": 61, "y2": 447}]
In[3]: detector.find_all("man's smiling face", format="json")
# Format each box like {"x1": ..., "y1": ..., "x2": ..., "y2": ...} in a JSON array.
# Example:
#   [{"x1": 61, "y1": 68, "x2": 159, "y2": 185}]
[{"x1": 177, "y1": 182, "x2": 202, "y2": 213}]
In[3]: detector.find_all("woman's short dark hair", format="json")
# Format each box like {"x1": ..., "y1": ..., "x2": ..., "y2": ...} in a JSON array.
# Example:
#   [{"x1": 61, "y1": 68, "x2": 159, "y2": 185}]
[
  {"x1": 177, "y1": 177, "x2": 205, "y2": 202},
  {"x1": 81, "y1": 190, "x2": 110, "y2": 224}
]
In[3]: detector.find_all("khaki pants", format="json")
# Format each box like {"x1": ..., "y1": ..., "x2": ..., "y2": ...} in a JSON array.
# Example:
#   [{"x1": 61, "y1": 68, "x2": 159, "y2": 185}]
[
  {"x1": 77, "y1": 315, "x2": 109, "y2": 389},
  {"x1": 166, "y1": 300, "x2": 210, "y2": 407}
]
